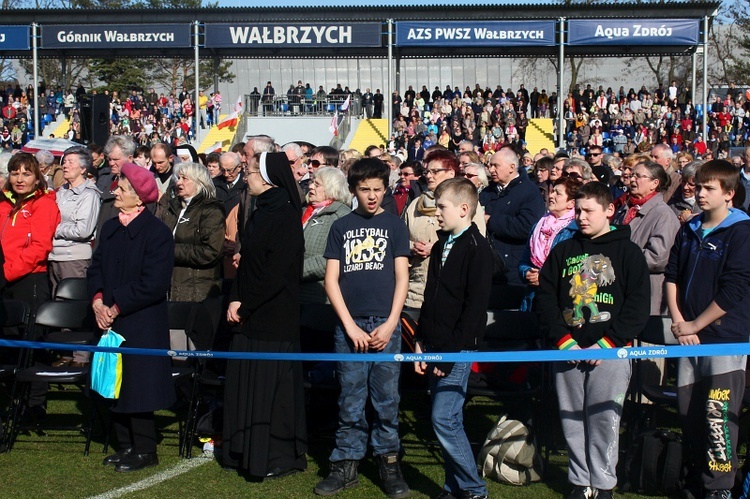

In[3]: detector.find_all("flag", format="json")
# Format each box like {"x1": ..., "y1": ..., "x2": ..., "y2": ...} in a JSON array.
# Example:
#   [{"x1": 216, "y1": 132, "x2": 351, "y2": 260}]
[
  {"x1": 340, "y1": 94, "x2": 351, "y2": 112},
  {"x1": 234, "y1": 96, "x2": 243, "y2": 113},
  {"x1": 329, "y1": 110, "x2": 339, "y2": 136},
  {"x1": 217, "y1": 112, "x2": 238, "y2": 130},
  {"x1": 204, "y1": 141, "x2": 223, "y2": 154}
]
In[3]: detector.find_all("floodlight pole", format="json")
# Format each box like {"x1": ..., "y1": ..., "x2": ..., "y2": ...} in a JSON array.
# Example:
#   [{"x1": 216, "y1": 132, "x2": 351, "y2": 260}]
[
  {"x1": 691, "y1": 50, "x2": 697, "y2": 112},
  {"x1": 558, "y1": 17, "x2": 565, "y2": 150},
  {"x1": 702, "y1": 15, "x2": 709, "y2": 141},
  {"x1": 32, "y1": 23, "x2": 39, "y2": 140},
  {"x1": 194, "y1": 20, "x2": 200, "y2": 144},
  {"x1": 387, "y1": 19, "x2": 393, "y2": 140}
]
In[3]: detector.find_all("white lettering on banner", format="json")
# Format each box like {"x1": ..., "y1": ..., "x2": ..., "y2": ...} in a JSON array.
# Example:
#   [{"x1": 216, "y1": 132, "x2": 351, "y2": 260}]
[
  {"x1": 227, "y1": 25, "x2": 355, "y2": 45},
  {"x1": 594, "y1": 24, "x2": 673, "y2": 39},
  {"x1": 407, "y1": 28, "x2": 432, "y2": 40},
  {"x1": 56, "y1": 30, "x2": 176, "y2": 44},
  {"x1": 0, "y1": 34, "x2": 5, "y2": 43}
]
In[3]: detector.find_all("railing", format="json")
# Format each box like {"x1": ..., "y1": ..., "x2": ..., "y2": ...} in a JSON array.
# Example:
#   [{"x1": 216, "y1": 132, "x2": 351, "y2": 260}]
[{"x1": 243, "y1": 93, "x2": 362, "y2": 117}]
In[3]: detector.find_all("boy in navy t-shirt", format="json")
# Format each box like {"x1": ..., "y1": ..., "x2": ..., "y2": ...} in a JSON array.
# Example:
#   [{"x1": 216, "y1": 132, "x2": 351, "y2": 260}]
[{"x1": 315, "y1": 158, "x2": 410, "y2": 498}]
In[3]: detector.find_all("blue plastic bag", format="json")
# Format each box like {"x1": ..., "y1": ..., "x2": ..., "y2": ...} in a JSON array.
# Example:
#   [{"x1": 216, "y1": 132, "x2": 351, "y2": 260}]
[{"x1": 90, "y1": 329, "x2": 125, "y2": 399}]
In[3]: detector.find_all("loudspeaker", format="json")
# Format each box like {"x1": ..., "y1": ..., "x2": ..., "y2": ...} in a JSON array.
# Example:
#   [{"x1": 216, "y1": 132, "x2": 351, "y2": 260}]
[{"x1": 79, "y1": 94, "x2": 110, "y2": 146}]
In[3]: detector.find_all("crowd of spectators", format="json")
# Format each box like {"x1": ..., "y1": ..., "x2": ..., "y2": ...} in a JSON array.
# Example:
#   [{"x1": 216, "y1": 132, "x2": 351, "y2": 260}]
[{"x1": 3, "y1": 77, "x2": 750, "y2": 496}]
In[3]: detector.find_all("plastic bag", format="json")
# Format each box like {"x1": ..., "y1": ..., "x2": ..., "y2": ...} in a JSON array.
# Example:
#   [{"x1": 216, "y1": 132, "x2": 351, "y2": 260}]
[{"x1": 90, "y1": 329, "x2": 126, "y2": 399}]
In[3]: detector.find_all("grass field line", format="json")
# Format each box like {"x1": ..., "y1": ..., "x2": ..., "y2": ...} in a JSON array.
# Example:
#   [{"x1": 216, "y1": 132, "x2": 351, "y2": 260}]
[{"x1": 86, "y1": 455, "x2": 213, "y2": 499}]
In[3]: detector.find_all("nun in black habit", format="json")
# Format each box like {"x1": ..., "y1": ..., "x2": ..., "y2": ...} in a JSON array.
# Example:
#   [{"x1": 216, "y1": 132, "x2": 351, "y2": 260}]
[{"x1": 223, "y1": 151, "x2": 307, "y2": 479}]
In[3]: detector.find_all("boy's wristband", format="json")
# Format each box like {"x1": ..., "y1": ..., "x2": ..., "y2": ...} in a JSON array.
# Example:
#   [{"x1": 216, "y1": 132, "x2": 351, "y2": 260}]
[
  {"x1": 596, "y1": 337, "x2": 616, "y2": 349},
  {"x1": 557, "y1": 334, "x2": 578, "y2": 350}
]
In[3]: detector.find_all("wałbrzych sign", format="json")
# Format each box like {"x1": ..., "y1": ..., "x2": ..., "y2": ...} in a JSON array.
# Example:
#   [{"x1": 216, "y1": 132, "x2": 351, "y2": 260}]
[
  {"x1": 395, "y1": 21, "x2": 556, "y2": 47},
  {"x1": 41, "y1": 24, "x2": 192, "y2": 49},
  {"x1": 204, "y1": 23, "x2": 382, "y2": 48}
]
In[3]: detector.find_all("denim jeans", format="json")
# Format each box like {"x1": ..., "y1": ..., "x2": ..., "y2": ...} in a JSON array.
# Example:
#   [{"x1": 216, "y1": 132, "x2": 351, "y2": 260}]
[
  {"x1": 330, "y1": 316, "x2": 402, "y2": 462},
  {"x1": 430, "y1": 359, "x2": 487, "y2": 496}
]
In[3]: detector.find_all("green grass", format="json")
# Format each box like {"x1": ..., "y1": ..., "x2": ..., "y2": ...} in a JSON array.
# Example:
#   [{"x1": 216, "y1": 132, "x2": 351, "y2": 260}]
[{"x1": 0, "y1": 385, "x2": 673, "y2": 498}]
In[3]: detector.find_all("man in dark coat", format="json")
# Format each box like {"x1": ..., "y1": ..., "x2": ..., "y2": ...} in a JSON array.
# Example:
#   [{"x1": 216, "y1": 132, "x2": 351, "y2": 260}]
[
  {"x1": 214, "y1": 152, "x2": 247, "y2": 215},
  {"x1": 480, "y1": 148, "x2": 545, "y2": 286}
]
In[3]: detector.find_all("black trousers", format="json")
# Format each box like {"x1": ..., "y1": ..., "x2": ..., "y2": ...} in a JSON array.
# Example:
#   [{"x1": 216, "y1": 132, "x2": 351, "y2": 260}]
[{"x1": 112, "y1": 411, "x2": 158, "y2": 454}]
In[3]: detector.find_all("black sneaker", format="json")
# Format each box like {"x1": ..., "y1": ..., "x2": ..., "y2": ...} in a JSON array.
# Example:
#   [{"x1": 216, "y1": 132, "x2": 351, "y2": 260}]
[
  {"x1": 705, "y1": 490, "x2": 731, "y2": 499},
  {"x1": 567, "y1": 486, "x2": 593, "y2": 499}
]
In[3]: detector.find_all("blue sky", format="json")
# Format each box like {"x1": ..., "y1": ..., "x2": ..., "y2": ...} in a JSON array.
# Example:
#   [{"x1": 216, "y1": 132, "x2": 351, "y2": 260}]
[{"x1": 215, "y1": 0, "x2": 551, "y2": 7}]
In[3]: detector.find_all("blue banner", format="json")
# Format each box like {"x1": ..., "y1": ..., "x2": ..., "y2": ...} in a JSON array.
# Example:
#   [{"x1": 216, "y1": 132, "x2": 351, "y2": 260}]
[
  {"x1": 395, "y1": 21, "x2": 556, "y2": 47},
  {"x1": 568, "y1": 19, "x2": 700, "y2": 46},
  {"x1": 0, "y1": 25, "x2": 30, "y2": 51},
  {"x1": 205, "y1": 23, "x2": 382, "y2": 48},
  {"x1": 41, "y1": 24, "x2": 191, "y2": 49}
]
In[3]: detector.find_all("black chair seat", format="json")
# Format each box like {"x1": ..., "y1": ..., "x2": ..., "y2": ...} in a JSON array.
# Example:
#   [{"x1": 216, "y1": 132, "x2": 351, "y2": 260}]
[
  {"x1": 15, "y1": 365, "x2": 89, "y2": 384},
  {"x1": 54, "y1": 278, "x2": 89, "y2": 301},
  {"x1": 641, "y1": 384, "x2": 678, "y2": 405},
  {"x1": 44, "y1": 331, "x2": 97, "y2": 345}
]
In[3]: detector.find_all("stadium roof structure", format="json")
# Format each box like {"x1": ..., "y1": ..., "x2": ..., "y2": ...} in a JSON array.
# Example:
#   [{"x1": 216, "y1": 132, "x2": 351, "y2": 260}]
[{"x1": 0, "y1": 1, "x2": 721, "y2": 59}]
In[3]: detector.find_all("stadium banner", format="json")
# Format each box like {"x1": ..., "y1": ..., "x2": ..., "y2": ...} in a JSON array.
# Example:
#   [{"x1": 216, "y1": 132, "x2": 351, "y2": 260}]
[
  {"x1": 395, "y1": 21, "x2": 556, "y2": 47},
  {"x1": 205, "y1": 23, "x2": 382, "y2": 48},
  {"x1": 0, "y1": 25, "x2": 30, "y2": 51},
  {"x1": 41, "y1": 24, "x2": 192, "y2": 49},
  {"x1": 568, "y1": 19, "x2": 700, "y2": 46}
]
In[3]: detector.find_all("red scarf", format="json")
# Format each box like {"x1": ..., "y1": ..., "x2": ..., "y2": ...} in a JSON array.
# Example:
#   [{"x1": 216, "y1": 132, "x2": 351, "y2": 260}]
[
  {"x1": 623, "y1": 191, "x2": 658, "y2": 225},
  {"x1": 302, "y1": 199, "x2": 333, "y2": 226}
]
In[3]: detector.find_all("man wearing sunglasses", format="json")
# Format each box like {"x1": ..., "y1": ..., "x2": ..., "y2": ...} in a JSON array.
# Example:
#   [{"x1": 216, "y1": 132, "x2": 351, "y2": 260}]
[{"x1": 587, "y1": 145, "x2": 611, "y2": 184}]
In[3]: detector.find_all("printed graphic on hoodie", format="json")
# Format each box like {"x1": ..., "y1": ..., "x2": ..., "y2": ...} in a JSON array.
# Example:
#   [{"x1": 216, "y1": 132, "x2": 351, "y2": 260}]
[{"x1": 563, "y1": 254, "x2": 615, "y2": 327}]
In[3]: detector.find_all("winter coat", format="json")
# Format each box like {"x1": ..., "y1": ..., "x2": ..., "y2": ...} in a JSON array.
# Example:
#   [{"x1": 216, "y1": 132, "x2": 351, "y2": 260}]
[
  {"x1": 480, "y1": 172, "x2": 546, "y2": 285},
  {"x1": 157, "y1": 192, "x2": 225, "y2": 302},
  {"x1": 665, "y1": 209, "x2": 750, "y2": 344},
  {"x1": 0, "y1": 189, "x2": 60, "y2": 283},
  {"x1": 403, "y1": 191, "x2": 486, "y2": 309},
  {"x1": 612, "y1": 193, "x2": 680, "y2": 315},
  {"x1": 417, "y1": 223, "x2": 493, "y2": 374},
  {"x1": 49, "y1": 179, "x2": 101, "y2": 262},
  {"x1": 87, "y1": 208, "x2": 176, "y2": 414},
  {"x1": 518, "y1": 219, "x2": 578, "y2": 311},
  {"x1": 300, "y1": 201, "x2": 351, "y2": 304}
]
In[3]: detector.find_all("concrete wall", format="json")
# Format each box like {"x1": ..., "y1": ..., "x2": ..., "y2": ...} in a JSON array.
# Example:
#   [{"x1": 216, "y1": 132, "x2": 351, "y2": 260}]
[{"x1": 242, "y1": 115, "x2": 354, "y2": 148}]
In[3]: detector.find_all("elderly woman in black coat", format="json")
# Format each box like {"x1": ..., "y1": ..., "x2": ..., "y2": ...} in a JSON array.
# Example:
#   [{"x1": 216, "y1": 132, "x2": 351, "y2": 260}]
[
  {"x1": 224, "y1": 151, "x2": 307, "y2": 480},
  {"x1": 87, "y1": 162, "x2": 175, "y2": 473}
]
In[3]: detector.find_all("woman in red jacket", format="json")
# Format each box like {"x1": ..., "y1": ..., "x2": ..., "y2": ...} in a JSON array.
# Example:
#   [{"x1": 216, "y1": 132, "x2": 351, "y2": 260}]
[{"x1": 0, "y1": 152, "x2": 60, "y2": 312}]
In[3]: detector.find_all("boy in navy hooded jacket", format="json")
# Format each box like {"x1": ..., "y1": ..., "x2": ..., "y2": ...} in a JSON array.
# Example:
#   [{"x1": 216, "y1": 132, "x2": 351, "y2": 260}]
[{"x1": 665, "y1": 160, "x2": 750, "y2": 499}]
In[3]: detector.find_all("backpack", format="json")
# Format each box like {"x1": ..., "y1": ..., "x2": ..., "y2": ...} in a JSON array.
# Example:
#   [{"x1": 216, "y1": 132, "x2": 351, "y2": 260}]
[
  {"x1": 619, "y1": 429, "x2": 684, "y2": 495},
  {"x1": 477, "y1": 415, "x2": 542, "y2": 486}
]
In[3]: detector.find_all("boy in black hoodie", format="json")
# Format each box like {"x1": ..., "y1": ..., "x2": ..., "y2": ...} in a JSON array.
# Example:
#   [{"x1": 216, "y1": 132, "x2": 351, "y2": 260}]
[
  {"x1": 538, "y1": 182, "x2": 650, "y2": 499},
  {"x1": 665, "y1": 160, "x2": 750, "y2": 499},
  {"x1": 415, "y1": 178, "x2": 493, "y2": 499}
]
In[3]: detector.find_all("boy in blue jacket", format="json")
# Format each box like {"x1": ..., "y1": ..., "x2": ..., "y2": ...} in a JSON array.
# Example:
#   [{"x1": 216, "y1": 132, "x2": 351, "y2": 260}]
[
  {"x1": 415, "y1": 178, "x2": 493, "y2": 499},
  {"x1": 665, "y1": 160, "x2": 750, "y2": 499}
]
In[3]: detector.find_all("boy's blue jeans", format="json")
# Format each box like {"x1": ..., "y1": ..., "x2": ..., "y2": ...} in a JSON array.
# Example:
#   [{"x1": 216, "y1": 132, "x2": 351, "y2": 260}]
[
  {"x1": 330, "y1": 316, "x2": 402, "y2": 462},
  {"x1": 429, "y1": 359, "x2": 487, "y2": 496}
]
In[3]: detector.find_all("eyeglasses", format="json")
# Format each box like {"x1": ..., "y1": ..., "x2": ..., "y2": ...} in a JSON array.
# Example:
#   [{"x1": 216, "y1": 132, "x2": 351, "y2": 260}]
[
  {"x1": 588, "y1": 153, "x2": 602, "y2": 157},
  {"x1": 566, "y1": 172, "x2": 583, "y2": 180},
  {"x1": 424, "y1": 168, "x2": 449, "y2": 176},
  {"x1": 308, "y1": 160, "x2": 327, "y2": 169},
  {"x1": 221, "y1": 165, "x2": 240, "y2": 175},
  {"x1": 398, "y1": 171, "x2": 415, "y2": 177},
  {"x1": 464, "y1": 173, "x2": 478, "y2": 179},
  {"x1": 632, "y1": 173, "x2": 653, "y2": 180},
  {"x1": 288, "y1": 157, "x2": 300, "y2": 165}
]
